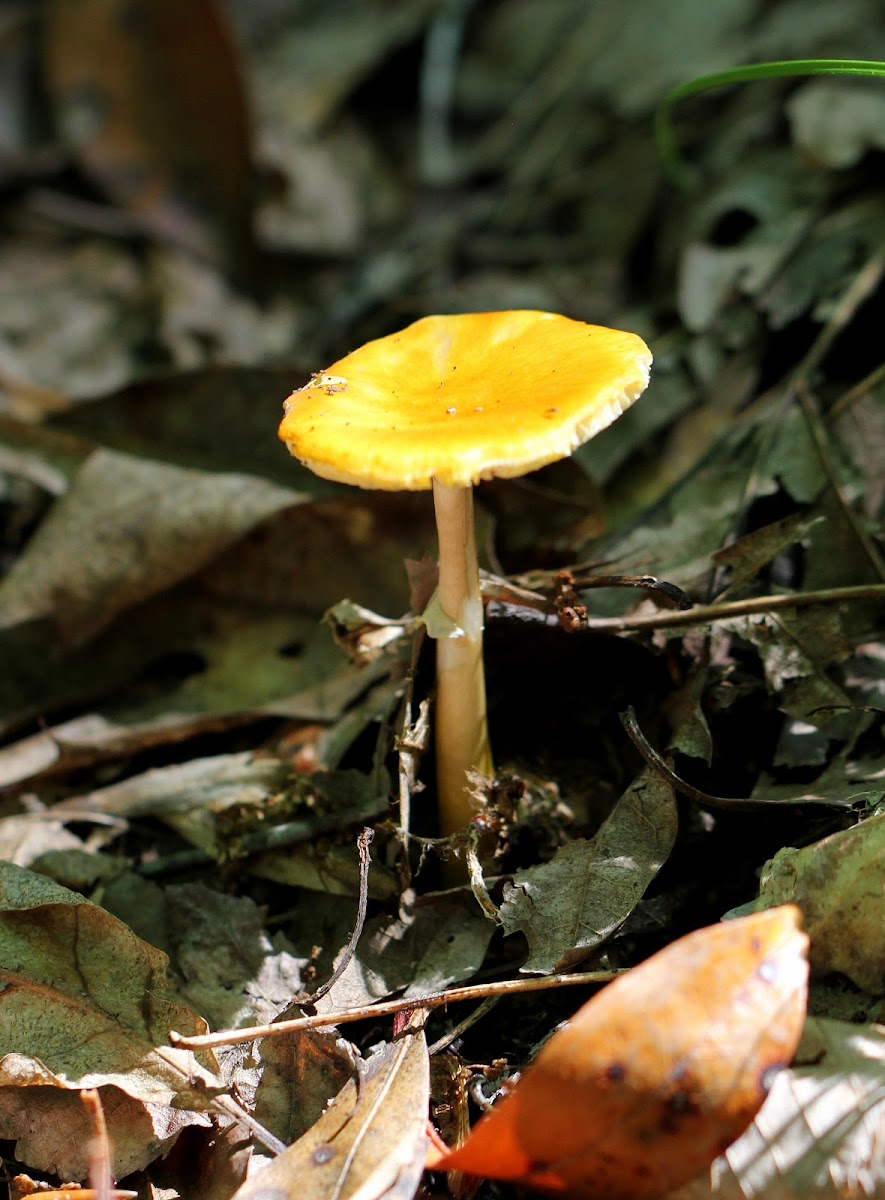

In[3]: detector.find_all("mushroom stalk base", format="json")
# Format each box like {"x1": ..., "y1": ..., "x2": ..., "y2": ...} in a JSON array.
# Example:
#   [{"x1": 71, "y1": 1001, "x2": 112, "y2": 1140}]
[{"x1": 432, "y1": 480, "x2": 493, "y2": 837}]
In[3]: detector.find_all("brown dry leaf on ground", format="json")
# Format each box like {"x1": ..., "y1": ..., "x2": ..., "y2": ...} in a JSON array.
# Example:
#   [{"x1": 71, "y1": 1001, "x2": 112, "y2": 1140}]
[
  {"x1": 232, "y1": 1016, "x2": 430, "y2": 1200},
  {"x1": 44, "y1": 0, "x2": 254, "y2": 274}
]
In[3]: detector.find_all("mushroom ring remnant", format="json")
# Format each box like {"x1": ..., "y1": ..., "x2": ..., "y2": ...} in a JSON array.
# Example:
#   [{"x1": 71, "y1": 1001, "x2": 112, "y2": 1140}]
[{"x1": 279, "y1": 311, "x2": 652, "y2": 841}]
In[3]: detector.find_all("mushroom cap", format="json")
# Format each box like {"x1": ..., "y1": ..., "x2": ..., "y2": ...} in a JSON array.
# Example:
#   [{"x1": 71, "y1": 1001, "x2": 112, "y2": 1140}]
[{"x1": 279, "y1": 310, "x2": 652, "y2": 490}]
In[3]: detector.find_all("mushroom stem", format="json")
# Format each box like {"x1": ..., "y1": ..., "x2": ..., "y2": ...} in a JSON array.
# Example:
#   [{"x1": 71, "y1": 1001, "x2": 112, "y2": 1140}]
[{"x1": 432, "y1": 479, "x2": 493, "y2": 836}]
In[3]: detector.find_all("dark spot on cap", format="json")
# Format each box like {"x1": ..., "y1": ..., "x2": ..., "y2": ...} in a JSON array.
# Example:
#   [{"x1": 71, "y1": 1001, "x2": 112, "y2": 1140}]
[
  {"x1": 605, "y1": 1062, "x2": 627, "y2": 1083},
  {"x1": 750, "y1": 934, "x2": 762, "y2": 954},
  {"x1": 759, "y1": 1061, "x2": 786, "y2": 1095},
  {"x1": 312, "y1": 1145, "x2": 335, "y2": 1166}
]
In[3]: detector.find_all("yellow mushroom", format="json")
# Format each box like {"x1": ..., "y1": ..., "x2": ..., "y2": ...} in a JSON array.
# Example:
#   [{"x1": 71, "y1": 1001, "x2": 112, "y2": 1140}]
[{"x1": 278, "y1": 311, "x2": 652, "y2": 839}]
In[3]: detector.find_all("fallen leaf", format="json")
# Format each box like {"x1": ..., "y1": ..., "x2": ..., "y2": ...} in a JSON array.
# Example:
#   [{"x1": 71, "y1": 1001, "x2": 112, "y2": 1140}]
[
  {"x1": 749, "y1": 755, "x2": 883, "y2": 811},
  {"x1": 720, "y1": 607, "x2": 853, "y2": 726},
  {"x1": 319, "y1": 895, "x2": 496, "y2": 1011},
  {"x1": 0, "y1": 1086, "x2": 202, "y2": 1186},
  {"x1": 44, "y1": 0, "x2": 254, "y2": 273},
  {"x1": 50, "y1": 366, "x2": 319, "y2": 490},
  {"x1": 164, "y1": 882, "x2": 310, "y2": 1034},
  {"x1": 753, "y1": 813, "x2": 885, "y2": 992},
  {"x1": 787, "y1": 80, "x2": 885, "y2": 168},
  {"x1": 710, "y1": 513, "x2": 822, "y2": 596},
  {"x1": 499, "y1": 765, "x2": 677, "y2": 972},
  {"x1": 428, "y1": 906, "x2": 809, "y2": 1200},
  {"x1": 0, "y1": 862, "x2": 223, "y2": 1179},
  {"x1": 667, "y1": 1018, "x2": 885, "y2": 1199},
  {"x1": 233, "y1": 1016, "x2": 430, "y2": 1200},
  {"x1": 253, "y1": 1029, "x2": 358, "y2": 1147},
  {"x1": 0, "y1": 447, "x2": 301, "y2": 647},
  {"x1": 0, "y1": 241, "x2": 145, "y2": 405}
]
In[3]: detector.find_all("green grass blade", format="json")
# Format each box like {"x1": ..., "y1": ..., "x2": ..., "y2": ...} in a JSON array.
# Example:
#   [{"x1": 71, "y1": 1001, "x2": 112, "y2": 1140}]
[{"x1": 655, "y1": 58, "x2": 885, "y2": 187}]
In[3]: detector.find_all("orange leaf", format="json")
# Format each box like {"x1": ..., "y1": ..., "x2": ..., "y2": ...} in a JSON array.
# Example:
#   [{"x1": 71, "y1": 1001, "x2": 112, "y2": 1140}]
[{"x1": 428, "y1": 906, "x2": 808, "y2": 1200}]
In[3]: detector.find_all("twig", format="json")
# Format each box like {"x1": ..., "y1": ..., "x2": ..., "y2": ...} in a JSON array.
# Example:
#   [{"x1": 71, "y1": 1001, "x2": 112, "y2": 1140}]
[
  {"x1": 301, "y1": 827, "x2": 374, "y2": 1006},
  {"x1": 620, "y1": 706, "x2": 862, "y2": 811},
  {"x1": 577, "y1": 584, "x2": 884, "y2": 634},
  {"x1": 826, "y1": 360, "x2": 885, "y2": 422},
  {"x1": 169, "y1": 968, "x2": 617, "y2": 1051},
  {"x1": 427, "y1": 996, "x2": 500, "y2": 1056}
]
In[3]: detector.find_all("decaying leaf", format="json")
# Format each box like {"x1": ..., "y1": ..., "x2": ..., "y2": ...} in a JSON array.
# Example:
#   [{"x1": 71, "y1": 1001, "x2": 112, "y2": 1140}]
[
  {"x1": 0, "y1": 1085, "x2": 204, "y2": 1183},
  {"x1": 252, "y1": 1028, "x2": 358, "y2": 1150},
  {"x1": 753, "y1": 813, "x2": 885, "y2": 993},
  {"x1": 0, "y1": 863, "x2": 223, "y2": 1179},
  {"x1": 710, "y1": 513, "x2": 822, "y2": 596},
  {"x1": 499, "y1": 765, "x2": 677, "y2": 972},
  {"x1": 164, "y1": 883, "x2": 310, "y2": 1035},
  {"x1": 0, "y1": 242, "x2": 146, "y2": 406},
  {"x1": 720, "y1": 607, "x2": 854, "y2": 726},
  {"x1": 0, "y1": 447, "x2": 301, "y2": 647},
  {"x1": 44, "y1": 0, "x2": 254, "y2": 273},
  {"x1": 233, "y1": 1017, "x2": 429, "y2": 1200},
  {"x1": 319, "y1": 895, "x2": 497, "y2": 1011}
]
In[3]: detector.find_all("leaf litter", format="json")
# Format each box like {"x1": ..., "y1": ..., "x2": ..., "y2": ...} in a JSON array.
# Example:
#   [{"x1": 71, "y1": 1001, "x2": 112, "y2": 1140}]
[{"x1": 0, "y1": 1, "x2": 883, "y2": 1198}]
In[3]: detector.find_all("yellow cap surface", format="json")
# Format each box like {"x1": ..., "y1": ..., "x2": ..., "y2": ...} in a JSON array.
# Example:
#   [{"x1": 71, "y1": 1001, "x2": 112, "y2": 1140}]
[{"x1": 279, "y1": 311, "x2": 652, "y2": 490}]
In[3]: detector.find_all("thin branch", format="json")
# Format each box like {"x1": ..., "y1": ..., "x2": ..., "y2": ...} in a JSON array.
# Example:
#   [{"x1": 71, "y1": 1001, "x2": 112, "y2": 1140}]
[
  {"x1": 578, "y1": 584, "x2": 885, "y2": 634},
  {"x1": 427, "y1": 996, "x2": 500, "y2": 1056},
  {"x1": 301, "y1": 827, "x2": 374, "y2": 1006},
  {"x1": 826, "y1": 360, "x2": 885, "y2": 422},
  {"x1": 620, "y1": 707, "x2": 862, "y2": 811},
  {"x1": 170, "y1": 968, "x2": 617, "y2": 1051}
]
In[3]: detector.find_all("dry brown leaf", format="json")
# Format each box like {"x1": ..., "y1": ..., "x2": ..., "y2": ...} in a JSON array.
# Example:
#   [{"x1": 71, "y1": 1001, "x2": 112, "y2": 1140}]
[
  {"x1": 253, "y1": 1030, "x2": 358, "y2": 1147},
  {"x1": 233, "y1": 1019, "x2": 429, "y2": 1200},
  {"x1": 44, "y1": 0, "x2": 254, "y2": 273},
  {"x1": 0, "y1": 1085, "x2": 203, "y2": 1183}
]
